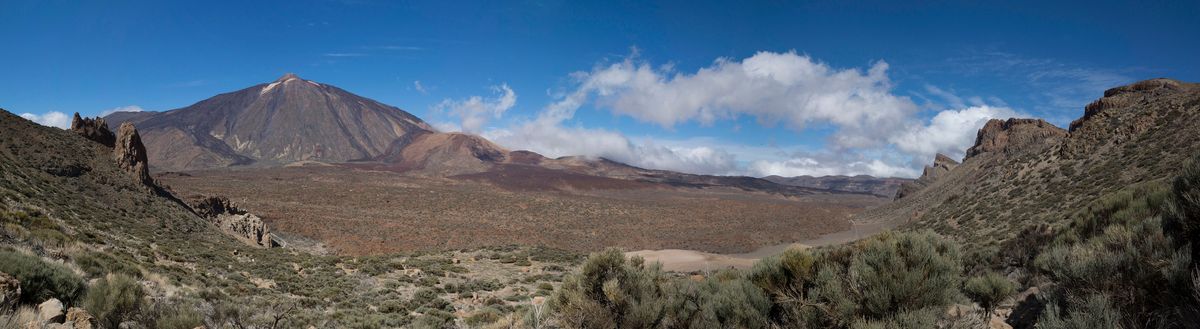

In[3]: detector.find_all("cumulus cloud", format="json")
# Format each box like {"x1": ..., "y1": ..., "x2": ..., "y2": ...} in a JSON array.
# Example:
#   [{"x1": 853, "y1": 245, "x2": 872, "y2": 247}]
[
  {"x1": 543, "y1": 50, "x2": 917, "y2": 150},
  {"x1": 435, "y1": 84, "x2": 516, "y2": 134},
  {"x1": 100, "y1": 105, "x2": 146, "y2": 117},
  {"x1": 477, "y1": 51, "x2": 1020, "y2": 177},
  {"x1": 889, "y1": 105, "x2": 1019, "y2": 160},
  {"x1": 18, "y1": 111, "x2": 71, "y2": 129}
]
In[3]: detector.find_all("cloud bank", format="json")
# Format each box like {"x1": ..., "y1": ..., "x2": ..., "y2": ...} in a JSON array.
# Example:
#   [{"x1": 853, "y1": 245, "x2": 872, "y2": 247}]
[{"x1": 462, "y1": 51, "x2": 1020, "y2": 177}]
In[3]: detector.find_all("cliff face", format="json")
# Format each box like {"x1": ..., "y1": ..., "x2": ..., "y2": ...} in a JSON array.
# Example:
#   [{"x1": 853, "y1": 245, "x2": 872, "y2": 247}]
[{"x1": 965, "y1": 118, "x2": 1068, "y2": 159}]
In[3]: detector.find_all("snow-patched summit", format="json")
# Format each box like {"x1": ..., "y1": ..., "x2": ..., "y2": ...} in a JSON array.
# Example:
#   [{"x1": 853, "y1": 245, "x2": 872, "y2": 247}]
[{"x1": 105, "y1": 74, "x2": 435, "y2": 170}]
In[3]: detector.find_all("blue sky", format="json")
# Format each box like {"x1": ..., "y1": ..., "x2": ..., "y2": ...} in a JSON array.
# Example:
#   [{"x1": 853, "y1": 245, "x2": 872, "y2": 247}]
[{"x1": 3, "y1": 0, "x2": 1197, "y2": 177}]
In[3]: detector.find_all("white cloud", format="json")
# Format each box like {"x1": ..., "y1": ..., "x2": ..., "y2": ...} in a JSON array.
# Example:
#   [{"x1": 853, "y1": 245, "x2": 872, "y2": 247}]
[
  {"x1": 100, "y1": 105, "x2": 145, "y2": 117},
  {"x1": 749, "y1": 156, "x2": 920, "y2": 178},
  {"x1": 474, "y1": 51, "x2": 1022, "y2": 178},
  {"x1": 889, "y1": 105, "x2": 1020, "y2": 161},
  {"x1": 435, "y1": 84, "x2": 516, "y2": 134},
  {"x1": 19, "y1": 111, "x2": 71, "y2": 129},
  {"x1": 413, "y1": 80, "x2": 428, "y2": 94},
  {"x1": 484, "y1": 124, "x2": 740, "y2": 175},
  {"x1": 543, "y1": 50, "x2": 917, "y2": 150}
]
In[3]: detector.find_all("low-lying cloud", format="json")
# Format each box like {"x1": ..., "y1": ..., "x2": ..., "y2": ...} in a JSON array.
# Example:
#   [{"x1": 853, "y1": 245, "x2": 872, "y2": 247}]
[{"x1": 18, "y1": 111, "x2": 71, "y2": 129}]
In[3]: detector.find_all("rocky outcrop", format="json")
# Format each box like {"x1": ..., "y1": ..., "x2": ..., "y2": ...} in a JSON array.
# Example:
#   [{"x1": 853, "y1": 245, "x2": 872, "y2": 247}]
[
  {"x1": 66, "y1": 307, "x2": 97, "y2": 329},
  {"x1": 114, "y1": 122, "x2": 153, "y2": 187},
  {"x1": 965, "y1": 119, "x2": 1067, "y2": 159},
  {"x1": 189, "y1": 196, "x2": 276, "y2": 248},
  {"x1": 70, "y1": 113, "x2": 116, "y2": 147},
  {"x1": 1063, "y1": 78, "x2": 1200, "y2": 158},
  {"x1": 0, "y1": 271, "x2": 19, "y2": 310},
  {"x1": 894, "y1": 153, "x2": 959, "y2": 200}
]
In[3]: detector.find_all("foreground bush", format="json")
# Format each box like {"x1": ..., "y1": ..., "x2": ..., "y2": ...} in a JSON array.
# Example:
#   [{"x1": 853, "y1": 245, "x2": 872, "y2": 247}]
[
  {"x1": 0, "y1": 250, "x2": 84, "y2": 305},
  {"x1": 551, "y1": 232, "x2": 964, "y2": 328},
  {"x1": 549, "y1": 248, "x2": 668, "y2": 328},
  {"x1": 750, "y1": 230, "x2": 963, "y2": 328},
  {"x1": 83, "y1": 274, "x2": 145, "y2": 329}
]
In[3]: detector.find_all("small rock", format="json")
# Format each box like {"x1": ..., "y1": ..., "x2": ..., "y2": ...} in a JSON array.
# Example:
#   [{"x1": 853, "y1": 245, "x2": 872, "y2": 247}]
[
  {"x1": 38, "y1": 298, "x2": 65, "y2": 324},
  {"x1": 0, "y1": 271, "x2": 20, "y2": 310},
  {"x1": 67, "y1": 307, "x2": 97, "y2": 329}
]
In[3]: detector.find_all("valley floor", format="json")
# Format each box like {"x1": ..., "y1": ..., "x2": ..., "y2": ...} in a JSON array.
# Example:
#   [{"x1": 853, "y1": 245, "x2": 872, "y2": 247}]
[{"x1": 155, "y1": 165, "x2": 887, "y2": 256}]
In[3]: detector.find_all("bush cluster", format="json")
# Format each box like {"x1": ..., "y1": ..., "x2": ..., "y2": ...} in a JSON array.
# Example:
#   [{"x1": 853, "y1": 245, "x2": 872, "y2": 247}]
[
  {"x1": 551, "y1": 231, "x2": 965, "y2": 328},
  {"x1": 0, "y1": 250, "x2": 85, "y2": 305}
]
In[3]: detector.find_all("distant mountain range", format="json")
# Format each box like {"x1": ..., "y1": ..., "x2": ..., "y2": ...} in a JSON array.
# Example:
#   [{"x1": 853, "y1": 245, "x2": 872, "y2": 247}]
[{"x1": 104, "y1": 74, "x2": 897, "y2": 197}]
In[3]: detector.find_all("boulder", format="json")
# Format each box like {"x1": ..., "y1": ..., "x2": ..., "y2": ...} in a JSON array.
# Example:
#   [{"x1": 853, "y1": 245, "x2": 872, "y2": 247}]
[
  {"x1": 66, "y1": 307, "x2": 97, "y2": 329},
  {"x1": 0, "y1": 271, "x2": 19, "y2": 310},
  {"x1": 70, "y1": 113, "x2": 116, "y2": 147},
  {"x1": 38, "y1": 298, "x2": 65, "y2": 324},
  {"x1": 114, "y1": 122, "x2": 152, "y2": 187}
]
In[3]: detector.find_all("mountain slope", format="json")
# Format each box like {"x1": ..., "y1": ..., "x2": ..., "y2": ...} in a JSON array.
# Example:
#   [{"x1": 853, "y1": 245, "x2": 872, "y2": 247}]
[
  {"x1": 105, "y1": 74, "x2": 434, "y2": 171},
  {"x1": 764, "y1": 175, "x2": 912, "y2": 197},
  {"x1": 857, "y1": 78, "x2": 1200, "y2": 249}
]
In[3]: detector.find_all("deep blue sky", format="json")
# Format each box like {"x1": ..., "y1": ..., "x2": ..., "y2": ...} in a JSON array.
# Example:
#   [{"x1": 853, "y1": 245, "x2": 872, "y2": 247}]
[{"x1": 3, "y1": 0, "x2": 1197, "y2": 177}]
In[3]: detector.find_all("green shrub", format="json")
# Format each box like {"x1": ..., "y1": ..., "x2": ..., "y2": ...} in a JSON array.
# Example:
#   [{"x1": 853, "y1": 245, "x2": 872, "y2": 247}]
[
  {"x1": 749, "y1": 231, "x2": 962, "y2": 328},
  {"x1": 0, "y1": 250, "x2": 84, "y2": 305},
  {"x1": 550, "y1": 248, "x2": 667, "y2": 328},
  {"x1": 465, "y1": 307, "x2": 502, "y2": 326},
  {"x1": 962, "y1": 272, "x2": 1014, "y2": 314},
  {"x1": 662, "y1": 270, "x2": 771, "y2": 329},
  {"x1": 1039, "y1": 294, "x2": 1122, "y2": 329},
  {"x1": 83, "y1": 274, "x2": 145, "y2": 329}
]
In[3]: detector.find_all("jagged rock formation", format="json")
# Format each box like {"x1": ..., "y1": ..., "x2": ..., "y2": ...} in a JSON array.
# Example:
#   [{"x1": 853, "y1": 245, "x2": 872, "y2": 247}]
[
  {"x1": 894, "y1": 153, "x2": 959, "y2": 200},
  {"x1": 857, "y1": 78, "x2": 1200, "y2": 246},
  {"x1": 114, "y1": 122, "x2": 152, "y2": 187},
  {"x1": 965, "y1": 118, "x2": 1067, "y2": 159},
  {"x1": 69, "y1": 113, "x2": 115, "y2": 147},
  {"x1": 189, "y1": 196, "x2": 275, "y2": 248}
]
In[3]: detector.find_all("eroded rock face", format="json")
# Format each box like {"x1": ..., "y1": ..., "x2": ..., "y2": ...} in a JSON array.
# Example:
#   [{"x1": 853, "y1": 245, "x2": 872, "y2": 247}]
[
  {"x1": 115, "y1": 122, "x2": 152, "y2": 187},
  {"x1": 965, "y1": 119, "x2": 1067, "y2": 159},
  {"x1": 70, "y1": 113, "x2": 116, "y2": 147},
  {"x1": 189, "y1": 196, "x2": 275, "y2": 248},
  {"x1": 0, "y1": 271, "x2": 19, "y2": 310},
  {"x1": 895, "y1": 153, "x2": 960, "y2": 200}
]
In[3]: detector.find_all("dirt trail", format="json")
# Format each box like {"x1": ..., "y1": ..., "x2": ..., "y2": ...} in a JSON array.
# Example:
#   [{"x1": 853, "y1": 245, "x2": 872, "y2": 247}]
[{"x1": 627, "y1": 217, "x2": 905, "y2": 272}]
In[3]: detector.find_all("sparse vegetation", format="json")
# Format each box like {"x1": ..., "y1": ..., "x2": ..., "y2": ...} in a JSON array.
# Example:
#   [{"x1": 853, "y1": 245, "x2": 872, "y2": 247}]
[
  {"x1": 84, "y1": 274, "x2": 145, "y2": 329},
  {"x1": 0, "y1": 250, "x2": 85, "y2": 305}
]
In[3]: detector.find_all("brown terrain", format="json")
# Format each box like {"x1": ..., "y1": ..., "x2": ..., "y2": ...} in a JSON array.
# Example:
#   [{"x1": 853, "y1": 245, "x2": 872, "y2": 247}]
[{"x1": 157, "y1": 166, "x2": 884, "y2": 256}]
